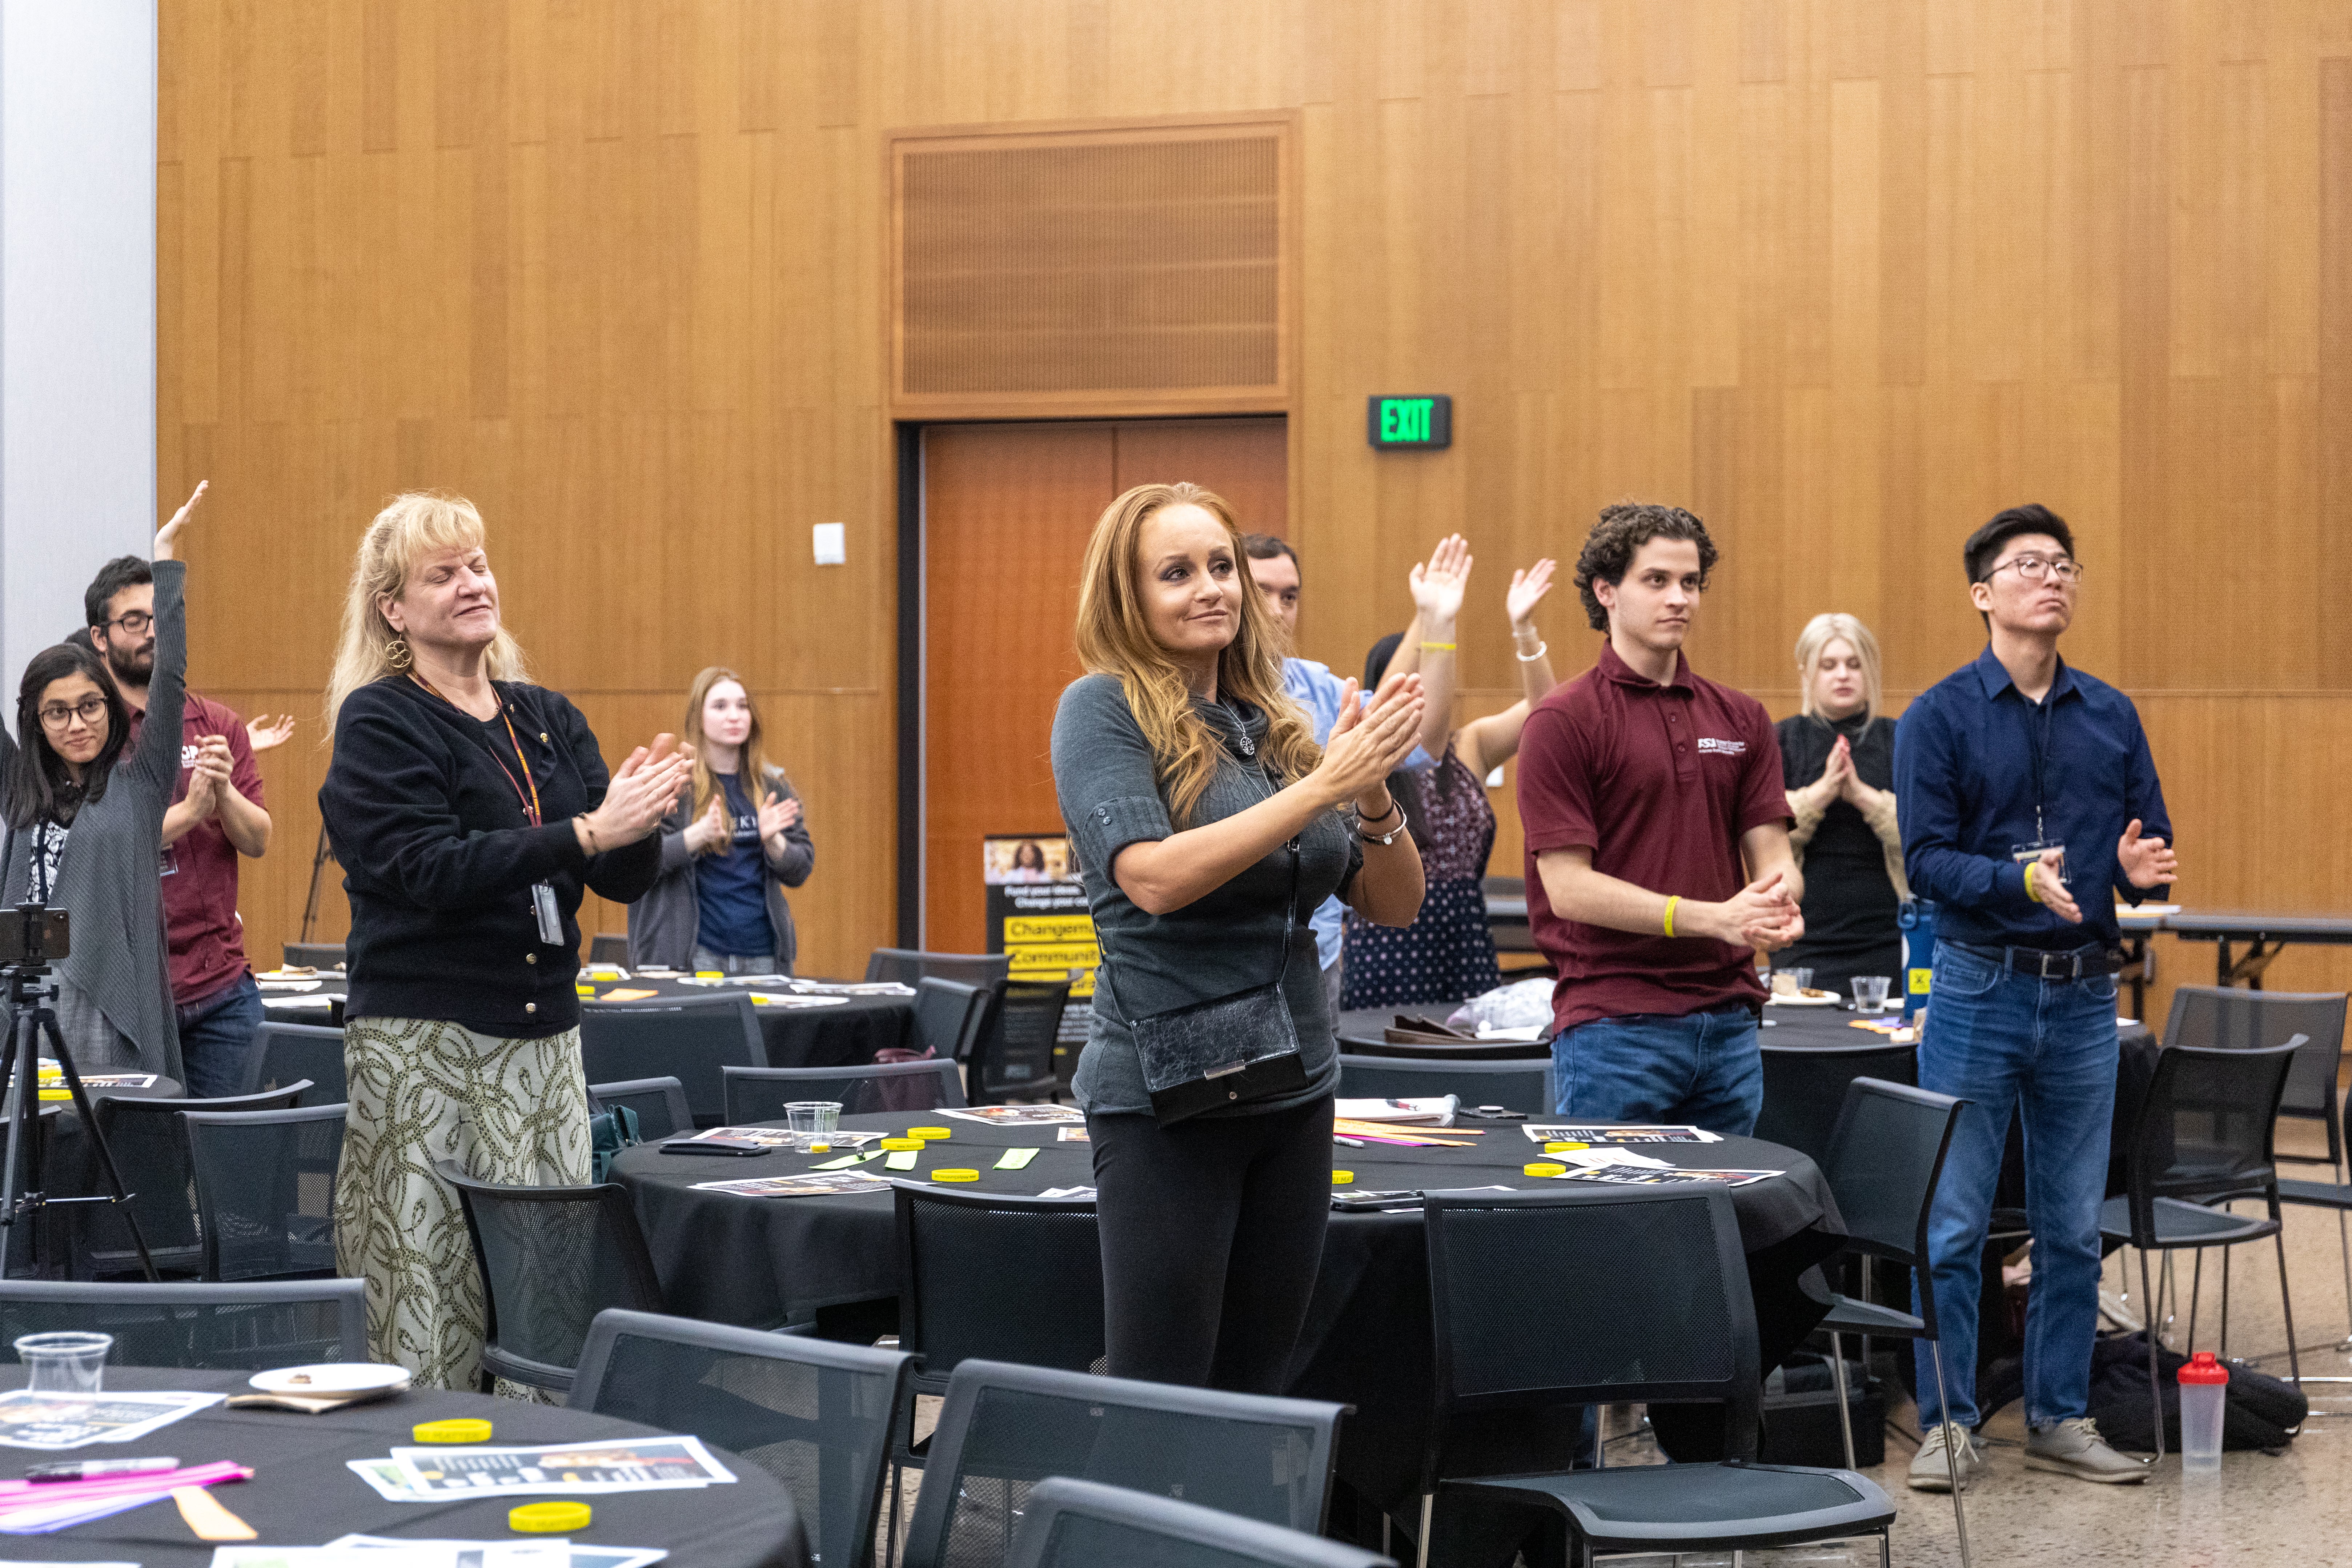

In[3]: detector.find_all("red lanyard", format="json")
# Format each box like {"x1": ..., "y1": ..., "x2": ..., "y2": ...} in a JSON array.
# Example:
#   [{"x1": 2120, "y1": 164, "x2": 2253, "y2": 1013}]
[{"x1": 410, "y1": 674, "x2": 543, "y2": 827}]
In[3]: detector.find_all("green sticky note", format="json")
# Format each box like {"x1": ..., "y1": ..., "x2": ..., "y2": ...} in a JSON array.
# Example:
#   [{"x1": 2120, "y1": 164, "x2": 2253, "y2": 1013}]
[
  {"x1": 885, "y1": 1149, "x2": 919, "y2": 1171},
  {"x1": 994, "y1": 1147, "x2": 1040, "y2": 1171}
]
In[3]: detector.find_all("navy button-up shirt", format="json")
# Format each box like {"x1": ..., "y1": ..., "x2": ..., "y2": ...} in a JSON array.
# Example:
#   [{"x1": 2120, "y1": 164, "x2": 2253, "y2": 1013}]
[{"x1": 1893, "y1": 646, "x2": 2172, "y2": 951}]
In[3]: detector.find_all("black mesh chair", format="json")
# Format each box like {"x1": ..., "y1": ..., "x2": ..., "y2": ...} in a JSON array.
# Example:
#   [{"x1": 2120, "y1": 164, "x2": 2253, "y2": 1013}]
[
  {"x1": 914, "y1": 979, "x2": 995, "y2": 1063},
  {"x1": 75, "y1": 1083, "x2": 312, "y2": 1279},
  {"x1": 572, "y1": 1307, "x2": 910, "y2": 1568},
  {"x1": 589, "y1": 1076, "x2": 694, "y2": 1143},
  {"x1": 968, "y1": 980, "x2": 1072, "y2": 1105},
  {"x1": 902, "y1": 1358, "x2": 1346, "y2": 1568},
  {"x1": 1418, "y1": 1186, "x2": 1892, "y2": 1568},
  {"x1": 725, "y1": 1059, "x2": 967, "y2": 1123},
  {"x1": 1335, "y1": 1055, "x2": 1555, "y2": 1117},
  {"x1": 240, "y1": 1022, "x2": 347, "y2": 1103},
  {"x1": 1008, "y1": 1476, "x2": 1396, "y2": 1568},
  {"x1": 436, "y1": 1162, "x2": 667, "y2": 1395},
  {"x1": 183, "y1": 1102, "x2": 346, "y2": 1282},
  {"x1": 579, "y1": 994, "x2": 766, "y2": 1128},
  {"x1": 1753, "y1": 1040, "x2": 1918, "y2": 1167},
  {"x1": 2099, "y1": 1040, "x2": 2303, "y2": 1459},
  {"x1": 0, "y1": 1278, "x2": 367, "y2": 1368},
  {"x1": 866, "y1": 949, "x2": 1013, "y2": 989},
  {"x1": 590, "y1": 932, "x2": 631, "y2": 966},
  {"x1": 2162, "y1": 987, "x2": 2349, "y2": 1167},
  {"x1": 1810, "y1": 1078, "x2": 1972, "y2": 1565}
]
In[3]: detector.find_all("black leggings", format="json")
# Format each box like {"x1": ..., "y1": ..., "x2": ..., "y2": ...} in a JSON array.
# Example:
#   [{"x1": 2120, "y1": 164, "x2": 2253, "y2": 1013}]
[{"x1": 1088, "y1": 1095, "x2": 1335, "y2": 1394}]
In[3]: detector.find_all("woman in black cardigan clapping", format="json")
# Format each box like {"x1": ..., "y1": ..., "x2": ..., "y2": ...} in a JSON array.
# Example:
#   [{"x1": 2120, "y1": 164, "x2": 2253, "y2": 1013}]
[{"x1": 319, "y1": 492, "x2": 690, "y2": 1391}]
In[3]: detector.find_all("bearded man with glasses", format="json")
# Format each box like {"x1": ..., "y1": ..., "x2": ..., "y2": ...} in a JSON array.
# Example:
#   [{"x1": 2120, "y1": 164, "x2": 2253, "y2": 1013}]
[{"x1": 1894, "y1": 502, "x2": 2178, "y2": 1493}]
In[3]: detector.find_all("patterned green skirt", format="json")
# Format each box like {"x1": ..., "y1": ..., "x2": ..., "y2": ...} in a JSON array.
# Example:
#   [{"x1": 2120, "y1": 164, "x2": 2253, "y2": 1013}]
[{"x1": 334, "y1": 1018, "x2": 593, "y2": 1391}]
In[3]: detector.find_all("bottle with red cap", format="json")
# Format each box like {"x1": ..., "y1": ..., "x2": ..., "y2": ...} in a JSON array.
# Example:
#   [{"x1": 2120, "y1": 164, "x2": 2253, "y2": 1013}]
[{"x1": 2177, "y1": 1350, "x2": 2228, "y2": 1471}]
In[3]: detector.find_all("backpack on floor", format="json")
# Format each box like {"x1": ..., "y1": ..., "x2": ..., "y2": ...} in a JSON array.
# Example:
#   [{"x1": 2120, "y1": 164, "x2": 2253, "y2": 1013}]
[{"x1": 2084, "y1": 1331, "x2": 2306, "y2": 1452}]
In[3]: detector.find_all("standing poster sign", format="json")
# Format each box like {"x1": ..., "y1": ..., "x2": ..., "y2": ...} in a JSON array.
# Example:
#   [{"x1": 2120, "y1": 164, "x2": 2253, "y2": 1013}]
[{"x1": 983, "y1": 837, "x2": 1096, "y2": 1048}]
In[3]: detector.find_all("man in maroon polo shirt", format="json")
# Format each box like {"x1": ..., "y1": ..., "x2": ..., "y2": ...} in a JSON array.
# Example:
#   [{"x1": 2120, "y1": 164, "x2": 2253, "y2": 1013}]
[{"x1": 1515, "y1": 504, "x2": 1804, "y2": 1134}]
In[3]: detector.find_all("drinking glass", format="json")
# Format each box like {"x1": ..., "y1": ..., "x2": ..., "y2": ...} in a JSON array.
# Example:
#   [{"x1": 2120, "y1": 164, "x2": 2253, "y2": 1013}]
[
  {"x1": 15, "y1": 1332, "x2": 111, "y2": 1400},
  {"x1": 1774, "y1": 967, "x2": 1814, "y2": 996},
  {"x1": 1851, "y1": 976, "x2": 1892, "y2": 1012},
  {"x1": 785, "y1": 1100, "x2": 842, "y2": 1148}
]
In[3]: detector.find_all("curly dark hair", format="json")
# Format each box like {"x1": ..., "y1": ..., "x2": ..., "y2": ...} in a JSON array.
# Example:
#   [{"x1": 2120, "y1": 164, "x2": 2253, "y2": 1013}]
[{"x1": 1572, "y1": 502, "x2": 1719, "y2": 631}]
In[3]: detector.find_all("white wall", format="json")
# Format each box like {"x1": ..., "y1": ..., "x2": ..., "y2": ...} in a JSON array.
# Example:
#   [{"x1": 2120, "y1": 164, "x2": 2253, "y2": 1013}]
[{"x1": 0, "y1": 0, "x2": 156, "y2": 694}]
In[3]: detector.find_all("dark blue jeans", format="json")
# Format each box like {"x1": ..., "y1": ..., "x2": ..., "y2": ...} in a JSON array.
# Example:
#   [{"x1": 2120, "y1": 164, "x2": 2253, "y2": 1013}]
[
  {"x1": 1548, "y1": 1003, "x2": 1763, "y2": 1135},
  {"x1": 176, "y1": 971, "x2": 265, "y2": 1099},
  {"x1": 1912, "y1": 940, "x2": 2119, "y2": 1431}
]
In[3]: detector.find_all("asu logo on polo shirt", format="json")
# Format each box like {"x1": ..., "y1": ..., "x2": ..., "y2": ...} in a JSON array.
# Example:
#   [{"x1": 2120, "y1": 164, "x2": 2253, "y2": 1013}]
[{"x1": 1695, "y1": 737, "x2": 1747, "y2": 756}]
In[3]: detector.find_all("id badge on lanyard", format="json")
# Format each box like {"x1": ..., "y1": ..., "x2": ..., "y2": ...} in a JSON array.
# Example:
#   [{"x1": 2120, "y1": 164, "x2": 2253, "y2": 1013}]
[{"x1": 530, "y1": 880, "x2": 563, "y2": 945}]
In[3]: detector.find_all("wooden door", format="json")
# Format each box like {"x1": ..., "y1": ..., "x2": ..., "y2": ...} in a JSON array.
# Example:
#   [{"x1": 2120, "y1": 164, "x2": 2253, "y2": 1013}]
[{"x1": 921, "y1": 418, "x2": 1287, "y2": 951}]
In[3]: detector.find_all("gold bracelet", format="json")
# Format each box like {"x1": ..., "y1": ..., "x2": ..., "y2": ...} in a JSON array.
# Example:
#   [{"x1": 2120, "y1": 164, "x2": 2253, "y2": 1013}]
[
  {"x1": 1418, "y1": 641, "x2": 1456, "y2": 651},
  {"x1": 1663, "y1": 895, "x2": 1681, "y2": 938}
]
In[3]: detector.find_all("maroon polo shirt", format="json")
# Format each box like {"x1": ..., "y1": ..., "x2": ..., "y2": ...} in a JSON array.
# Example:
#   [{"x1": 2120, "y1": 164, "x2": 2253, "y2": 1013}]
[
  {"x1": 129, "y1": 693, "x2": 262, "y2": 1005},
  {"x1": 1516, "y1": 641, "x2": 1790, "y2": 1033}
]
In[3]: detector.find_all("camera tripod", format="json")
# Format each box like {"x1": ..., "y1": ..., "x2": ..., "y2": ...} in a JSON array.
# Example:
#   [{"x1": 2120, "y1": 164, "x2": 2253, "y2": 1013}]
[{"x1": 0, "y1": 953, "x2": 157, "y2": 1282}]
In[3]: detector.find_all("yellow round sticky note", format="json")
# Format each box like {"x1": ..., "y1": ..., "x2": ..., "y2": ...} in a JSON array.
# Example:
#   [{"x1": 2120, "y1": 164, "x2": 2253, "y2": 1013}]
[
  {"x1": 931, "y1": 1168, "x2": 980, "y2": 1182},
  {"x1": 1331, "y1": 1170, "x2": 1354, "y2": 1185},
  {"x1": 907, "y1": 1126, "x2": 952, "y2": 1140},
  {"x1": 511, "y1": 1501, "x2": 592, "y2": 1533},
  {"x1": 879, "y1": 1137, "x2": 923, "y2": 1151},
  {"x1": 1523, "y1": 1162, "x2": 1568, "y2": 1178},
  {"x1": 1544, "y1": 1142, "x2": 1589, "y2": 1154},
  {"x1": 413, "y1": 1417, "x2": 493, "y2": 1444}
]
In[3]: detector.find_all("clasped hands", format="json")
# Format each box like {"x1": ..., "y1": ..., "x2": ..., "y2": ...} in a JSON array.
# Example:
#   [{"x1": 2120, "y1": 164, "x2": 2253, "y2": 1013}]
[
  {"x1": 179, "y1": 734, "x2": 238, "y2": 819},
  {"x1": 1803, "y1": 735, "x2": 1881, "y2": 814},
  {"x1": 1694, "y1": 871, "x2": 1806, "y2": 954},
  {"x1": 574, "y1": 734, "x2": 695, "y2": 855},
  {"x1": 2030, "y1": 820, "x2": 2178, "y2": 926},
  {"x1": 1316, "y1": 670, "x2": 1426, "y2": 819}
]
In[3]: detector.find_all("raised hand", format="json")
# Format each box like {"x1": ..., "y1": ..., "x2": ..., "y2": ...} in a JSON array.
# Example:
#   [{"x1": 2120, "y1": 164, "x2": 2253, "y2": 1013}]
[
  {"x1": 154, "y1": 481, "x2": 208, "y2": 561},
  {"x1": 2116, "y1": 818, "x2": 2178, "y2": 891},
  {"x1": 1506, "y1": 558, "x2": 1557, "y2": 629},
  {"x1": 245, "y1": 714, "x2": 297, "y2": 752},
  {"x1": 1407, "y1": 534, "x2": 1473, "y2": 632}
]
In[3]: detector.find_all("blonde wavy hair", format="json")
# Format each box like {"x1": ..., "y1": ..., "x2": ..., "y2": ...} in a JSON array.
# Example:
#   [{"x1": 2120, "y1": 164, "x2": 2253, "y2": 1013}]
[
  {"x1": 325, "y1": 493, "x2": 532, "y2": 726},
  {"x1": 1794, "y1": 611, "x2": 1884, "y2": 721},
  {"x1": 682, "y1": 665, "x2": 783, "y2": 849},
  {"x1": 1074, "y1": 482, "x2": 1320, "y2": 827}
]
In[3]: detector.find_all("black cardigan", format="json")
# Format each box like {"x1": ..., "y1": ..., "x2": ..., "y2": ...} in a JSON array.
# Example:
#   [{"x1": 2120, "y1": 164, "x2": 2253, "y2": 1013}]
[{"x1": 319, "y1": 676, "x2": 662, "y2": 1036}]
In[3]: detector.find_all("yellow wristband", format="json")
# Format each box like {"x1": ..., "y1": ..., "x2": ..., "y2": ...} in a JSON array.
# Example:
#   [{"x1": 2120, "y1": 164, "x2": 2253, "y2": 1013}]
[
  {"x1": 2024, "y1": 861, "x2": 2043, "y2": 904},
  {"x1": 1418, "y1": 641, "x2": 1456, "y2": 651},
  {"x1": 1663, "y1": 895, "x2": 1681, "y2": 938}
]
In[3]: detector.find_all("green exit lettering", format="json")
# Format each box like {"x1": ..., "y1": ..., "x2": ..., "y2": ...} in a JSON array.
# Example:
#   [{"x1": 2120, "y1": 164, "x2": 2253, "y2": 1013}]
[{"x1": 1381, "y1": 399, "x2": 1431, "y2": 443}]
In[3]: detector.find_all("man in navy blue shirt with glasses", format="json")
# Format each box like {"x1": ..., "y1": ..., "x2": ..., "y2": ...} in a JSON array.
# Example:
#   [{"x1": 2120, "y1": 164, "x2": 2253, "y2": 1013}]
[{"x1": 1895, "y1": 503, "x2": 2177, "y2": 1495}]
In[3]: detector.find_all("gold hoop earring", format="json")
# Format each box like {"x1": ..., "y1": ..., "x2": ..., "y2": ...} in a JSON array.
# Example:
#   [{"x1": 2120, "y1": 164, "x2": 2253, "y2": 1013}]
[{"x1": 384, "y1": 636, "x2": 413, "y2": 673}]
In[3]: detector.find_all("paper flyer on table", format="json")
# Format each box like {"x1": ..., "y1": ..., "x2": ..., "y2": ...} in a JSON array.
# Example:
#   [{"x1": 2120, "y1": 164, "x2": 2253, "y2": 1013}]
[
  {"x1": 389, "y1": 1435, "x2": 735, "y2": 1498},
  {"x1": 0, "y1": 1389, "x2": 225, "y2": 1449},
  {"x1": 329, "y1": 1534, "x2": 669, "y2": 1567},
  {"x1": 941, "y1": 1104, "x2": 1085, "y2": 1126},
  {"x1": 683, "y1": 1125, "x2": 879, "y2": 1150},
  {"x1": 691, "y1": 1171, "x2": 890, "y2": 1199},
  {"x1": 1546, "y1": 1165, "x2": 1781, "y2": 1188},
  {"x1": 1520, "y1": 1123, "x2": 1722, "y2": 1145}
]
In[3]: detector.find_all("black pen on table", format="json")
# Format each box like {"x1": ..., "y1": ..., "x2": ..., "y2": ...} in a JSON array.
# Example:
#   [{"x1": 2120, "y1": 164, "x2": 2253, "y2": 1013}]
[{"x1": 25, "y1": 1456, "x2": 179, "y2": 1482}]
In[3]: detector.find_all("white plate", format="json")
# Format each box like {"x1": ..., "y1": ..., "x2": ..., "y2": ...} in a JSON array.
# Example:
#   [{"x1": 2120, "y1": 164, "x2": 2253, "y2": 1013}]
[
  {"x1": 249, "y1": 1363, "x2": 411, "y2": 1396},
  {"x1": 1763, "y1": 991, "x2": 1841, "y2": 1008}
]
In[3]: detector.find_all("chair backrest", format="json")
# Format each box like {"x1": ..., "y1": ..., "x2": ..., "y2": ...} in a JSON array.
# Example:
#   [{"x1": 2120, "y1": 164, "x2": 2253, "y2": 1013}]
[
  {"x1": 182, "y1": 1103, "x2": 348, "y2": 1282},
  {"x1": 1818, "y1": 1078, "x2": 1966, "y2": 1340},
  {"x1": 2164, "y1": 986, "x2": 2349, "y2": 1155},
  {"x1": 572, "y1": 1308, "x2": 911, "y2": 1568},
  {"x1": 865, "y1": 948, "x2": 1013, "y2": 988},
  {"x1": 723, "y1": 1059, "x2": 967, "y2": 1123},
  {"x1": 1334, "y1": 1054, "x2": 1555, "y2": 1118},
  {"x1": 970, "y1": 980, "x2": 1072, "y2": 1104},
  {"x1": 895, "y1": 1185, "x2": 1105, "y2": 1384},
  {"x1": 80, "y1": 1084, "x2": 312, "y2": 1275},
  {"x1": 1008, "y1": 1476, "x2": 1396, "y2": 1568},
  {"x1": 1422, "y1": 1186, "x2": 1760, "y2": 1462},
  {"x1": 2117, "y1": 1041, "x2": 2300, "y2": 1244},
  {"x1": 436, "y1": 1162, "x2": 667, "y2": 1387},
  {"x1": 1753, "y1": 1042, "x2": 1919, "y2": 1167},
  {"x1": 589, "y1": 931, "x2": 631, "y2": 966},
  {"x1": 903, "y1": 1359, "x2": 1345, "y2": 1568},
  {"x1": 241, "y1": 1022, "x2": 347, "y2": 1103},
  {"x1": 0, "y1": 1278, "x2": 368, "y2": 1368},
  {"x1": 282, "y1": 942, "x2": 346, "y2": 971},
  {"x1": 588, "y1": 1076, "x2": 694, "y2": 1143},
  {"x1": 914, "y1": 977, "x2": 994, "y2": 1061},
  {"x1": 579, "y1": 994, "x2": 765, "y2": 1127}
]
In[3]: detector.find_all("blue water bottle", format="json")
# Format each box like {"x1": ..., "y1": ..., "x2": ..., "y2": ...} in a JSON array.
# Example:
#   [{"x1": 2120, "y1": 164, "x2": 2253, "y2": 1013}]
[{"x1": 1897, "y1": 898, "x2": 1937, "y2": 1021}]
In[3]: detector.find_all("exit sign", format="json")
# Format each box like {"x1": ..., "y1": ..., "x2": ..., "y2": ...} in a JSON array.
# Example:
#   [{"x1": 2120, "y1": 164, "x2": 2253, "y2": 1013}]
[{"x1": 1368, "y1": 395, "x2": 1452, "y2": 450}]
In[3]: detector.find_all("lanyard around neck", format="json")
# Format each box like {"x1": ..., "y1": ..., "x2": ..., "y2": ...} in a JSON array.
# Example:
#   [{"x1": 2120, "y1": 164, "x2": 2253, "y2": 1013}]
[{"x1": 409, "y1": 673, "x2": 543, "y2": 828}]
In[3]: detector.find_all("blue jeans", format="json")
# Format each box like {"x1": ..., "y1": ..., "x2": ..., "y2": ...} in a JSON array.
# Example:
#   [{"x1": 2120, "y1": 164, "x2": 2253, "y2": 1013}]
[
  {"x1": 176, "y1": 971, "x2": 265, "y2": 1099},
  {"x1": 1549, "y1": 1004, "x2": 1763, "y2": 1135},
  {"x1": 1912, "y1": 940, "x2": 2119, "y2": 1431}
]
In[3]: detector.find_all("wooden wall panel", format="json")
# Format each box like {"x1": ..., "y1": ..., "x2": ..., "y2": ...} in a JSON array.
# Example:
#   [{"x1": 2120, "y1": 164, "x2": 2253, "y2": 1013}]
[{"x1": 162, "y1": 0, "x2": 2352, "y2": 1007}]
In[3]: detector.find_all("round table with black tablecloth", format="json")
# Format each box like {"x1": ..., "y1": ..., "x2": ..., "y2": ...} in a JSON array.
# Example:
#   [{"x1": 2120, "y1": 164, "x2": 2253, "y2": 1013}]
[
  {"x1": 0, "y1": 1367, "x2": 804, "y2": 1566},
  {"x1": 1334, "y1": 1007, "x2": 1547, "y2": 1060},
  {"x1": 611, "y1": 1110, "x2": 1846, "y2": 1527}
]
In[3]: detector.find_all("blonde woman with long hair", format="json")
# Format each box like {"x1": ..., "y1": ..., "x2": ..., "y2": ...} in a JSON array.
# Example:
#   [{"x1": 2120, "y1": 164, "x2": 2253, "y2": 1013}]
[
  {"x1": 1050, "y1": 481, "x2": 1426, "y2": 1393},
  {"x1": 318, "y1": 493, "x2": 691, "y2": 1389},
  {"x1": 1774, "y1": 611, "x2": 1909, "y2": 995},
  {"x1": 626, "y1": 666, "x2": 814, "y2": 974}
]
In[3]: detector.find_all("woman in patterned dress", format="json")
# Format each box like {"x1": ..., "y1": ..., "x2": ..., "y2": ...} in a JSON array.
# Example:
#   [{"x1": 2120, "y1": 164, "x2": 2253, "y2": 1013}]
[
  {"x1": 1342, "y1": 539, "x2": 1559, "y2": 1009},
  {"x1": 319, "y1": 493, "x2": 692, "y2": 1390}
]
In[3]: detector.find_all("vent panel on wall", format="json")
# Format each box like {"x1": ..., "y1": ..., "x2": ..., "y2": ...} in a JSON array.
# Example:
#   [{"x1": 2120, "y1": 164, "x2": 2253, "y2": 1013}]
[{"x1": 891, "y1": 119, "x2": 1293, "y2": 418}]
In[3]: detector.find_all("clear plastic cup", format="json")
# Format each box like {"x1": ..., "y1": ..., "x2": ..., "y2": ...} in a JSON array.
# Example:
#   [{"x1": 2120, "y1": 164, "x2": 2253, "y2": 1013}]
[
  {"x1": 2178, "y1": 1351, "x2": 2227, "y2": 1472},
  {"x1": 1773, "y1": 967, "x2": 1814, "y2": 997},
  {"x1": 15, "y1": 1332, "x2": 111, "y2": 1400},
  {"x1": 784, "y1": 1101, "x2": 842, "y2": 1148},
  {"x1": 1851, "y1": 976, "x2": 1892, "y2": 1012}
]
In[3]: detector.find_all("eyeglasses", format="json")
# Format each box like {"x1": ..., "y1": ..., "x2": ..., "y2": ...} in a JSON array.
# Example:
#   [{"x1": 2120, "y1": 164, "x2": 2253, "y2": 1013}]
[
  {"x1": 37, "y1": 697, "x2": 108, "y2": 731},
  {"x1": 1982, "y1": 554, "x2": 2084, "y2": 586},
  {"x1": 97, "y1": 611, "x2": 153, "y2": 636}
]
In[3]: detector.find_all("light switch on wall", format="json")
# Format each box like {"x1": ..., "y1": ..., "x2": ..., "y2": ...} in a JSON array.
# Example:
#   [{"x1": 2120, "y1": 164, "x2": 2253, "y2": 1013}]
[{"x1": 812, "y1": 522, "x2": 846, "y2": 565}]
